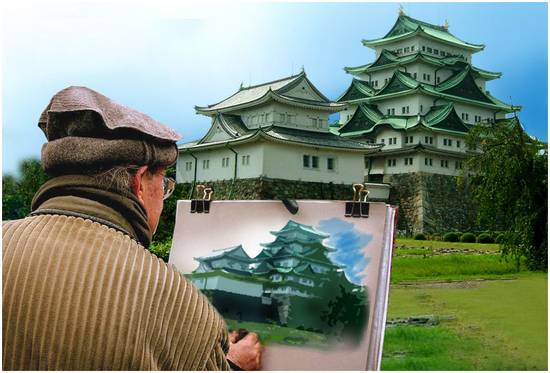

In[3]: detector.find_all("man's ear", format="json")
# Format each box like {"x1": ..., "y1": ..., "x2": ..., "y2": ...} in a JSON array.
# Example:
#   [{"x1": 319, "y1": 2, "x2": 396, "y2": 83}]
[{"x1": 131, "y1": 166, "x2": 149, "y2": 205}]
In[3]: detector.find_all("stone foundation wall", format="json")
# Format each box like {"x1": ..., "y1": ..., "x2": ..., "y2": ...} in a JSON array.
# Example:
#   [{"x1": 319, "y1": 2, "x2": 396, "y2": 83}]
[
  {"x1": 178, "y1": 177, "x2": 361, "y2": 201},
  {"x1": 385, "y1": 172, "x2": 478, "y2": 234}
]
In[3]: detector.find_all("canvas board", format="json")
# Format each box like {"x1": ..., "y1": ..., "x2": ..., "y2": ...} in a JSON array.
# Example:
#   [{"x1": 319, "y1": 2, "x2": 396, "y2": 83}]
[{"x1": 169, "y1": 200, "x2": 397, "y2": 370}]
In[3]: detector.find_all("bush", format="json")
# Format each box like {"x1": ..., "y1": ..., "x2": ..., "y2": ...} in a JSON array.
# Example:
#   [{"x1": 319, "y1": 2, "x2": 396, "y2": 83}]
[
  {"x1": 477, "y1": 233, "x2": 495, "y2": 244},
  {"x1": 149, "y1": 240, "x2": 172, "y2": 262},
  {"x1": 495, "y1": 233, "x2": 506, "y2": 244},
  {"x1": 460, "y1": 233, "x2": 476, "y2": 243},
  {"x1": 414, "y1": 233, "x2": 427, "y2": 240},
  {"x1": 442, "y1": 232, "x2": 460, "y2": 242}
]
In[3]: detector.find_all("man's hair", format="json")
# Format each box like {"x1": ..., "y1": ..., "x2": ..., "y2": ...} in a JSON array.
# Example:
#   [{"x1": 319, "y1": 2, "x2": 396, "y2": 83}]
[
  {"x1": 92, "y1": 165, "x2": 163, "y2": 194},
  {"x1": 93, "y1": 166, "x2": 136, "y2": 193}
]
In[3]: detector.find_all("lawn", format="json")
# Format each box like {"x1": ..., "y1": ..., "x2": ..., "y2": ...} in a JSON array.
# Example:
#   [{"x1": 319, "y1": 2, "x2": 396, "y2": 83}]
[
  {"x1": 382, "y1": 272, "x2": 548, "y2": 370},
  {"x1": 390, "y1": 253, "x2": 522, "y2": 283},
  {"x1": 396, "y1": 238, "x2": 500, "y2": 252}
]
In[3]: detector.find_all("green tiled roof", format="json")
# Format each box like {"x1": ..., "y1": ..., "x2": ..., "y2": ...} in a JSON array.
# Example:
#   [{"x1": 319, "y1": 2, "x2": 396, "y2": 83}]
[
  {"x1": 341, "y1": 69, "x2": 517, "y2": 112},
  {"x1": 362, "y1": 15, "x2": 484, "y2": 52},
  {"x1": 338, "y1": 104, "x2": 383, "y2": 134},
  {"x1": 338, "y1": 102, "x2": 472, "y2": 137},
  {"x1": 336, "y1": 78, "x2": 376, "y2": 102},
  {"x1": 344, "y1": 50, "x2": 501, "y2": 80}
]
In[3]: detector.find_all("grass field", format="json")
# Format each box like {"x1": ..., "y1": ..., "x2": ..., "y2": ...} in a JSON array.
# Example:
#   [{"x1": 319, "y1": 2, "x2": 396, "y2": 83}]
[
  {"x1": 382, "y1": 239, "x2": 547, "y2": 370},
  {"x1": 396, "y1": 238, "x2": 500, "y2": 251}
]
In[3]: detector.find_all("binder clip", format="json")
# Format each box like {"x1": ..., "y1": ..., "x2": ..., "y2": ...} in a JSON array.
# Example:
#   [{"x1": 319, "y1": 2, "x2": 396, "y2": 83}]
[
  {"x1": 345, "y1": 183, "x2": 370, "y2": 218},
  {"x1": 190, "y1": 185, "x2": 213, "y2": 213}
]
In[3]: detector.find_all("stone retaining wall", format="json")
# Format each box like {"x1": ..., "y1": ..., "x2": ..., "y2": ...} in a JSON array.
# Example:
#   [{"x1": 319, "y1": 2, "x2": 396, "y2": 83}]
[
  {"x1": 385, "y1": 172, "x2": 478, "y2": 234},
  {"x1": 179, "y1": 177, "x2": 364, "y2": 201}
]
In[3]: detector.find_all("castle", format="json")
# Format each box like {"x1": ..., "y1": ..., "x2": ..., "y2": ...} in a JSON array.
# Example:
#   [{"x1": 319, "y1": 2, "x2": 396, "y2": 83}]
[{"x1": 176, "y1": 10, "x2": 520, "y2": 234}]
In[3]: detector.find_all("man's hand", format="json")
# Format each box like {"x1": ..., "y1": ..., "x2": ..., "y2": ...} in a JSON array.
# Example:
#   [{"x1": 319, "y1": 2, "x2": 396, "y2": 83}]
[{"x1": 227, "y1": 330, "x2": 263, "y2": 370}]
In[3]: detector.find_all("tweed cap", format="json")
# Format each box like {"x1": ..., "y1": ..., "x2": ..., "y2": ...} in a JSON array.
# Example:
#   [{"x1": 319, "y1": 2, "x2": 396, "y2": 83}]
[{"x1": 39, "y1": 86, "x2": 182, "y2": 175}]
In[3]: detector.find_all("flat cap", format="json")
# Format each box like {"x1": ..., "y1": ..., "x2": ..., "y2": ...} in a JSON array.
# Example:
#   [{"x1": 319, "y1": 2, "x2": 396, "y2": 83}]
[{"x1": 39, "y1": 86, "x2": 183, "y2": 175}]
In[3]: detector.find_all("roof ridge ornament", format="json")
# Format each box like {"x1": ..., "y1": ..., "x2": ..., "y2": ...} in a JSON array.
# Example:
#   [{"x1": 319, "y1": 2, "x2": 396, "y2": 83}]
[
  {"x1": 399, "y1": 4, "x2": 405, "y2": 16},
  {"x1": 443, "y1": 19, "x2": 449, "y2": 30}
]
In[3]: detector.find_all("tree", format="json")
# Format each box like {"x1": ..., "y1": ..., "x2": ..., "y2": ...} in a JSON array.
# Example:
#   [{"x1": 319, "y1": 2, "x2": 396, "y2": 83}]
[
  {"x1": 465, "y1": 117, "x2": 547, "y2": 271},
  {"x1": 2, "y1": 159, "x2": 49, "y2": 220}
]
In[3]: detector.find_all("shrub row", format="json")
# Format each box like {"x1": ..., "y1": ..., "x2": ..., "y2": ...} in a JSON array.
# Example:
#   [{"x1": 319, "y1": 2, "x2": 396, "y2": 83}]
[{"x1": 412, "y1": 231, "x2": 502, "y2": 244}]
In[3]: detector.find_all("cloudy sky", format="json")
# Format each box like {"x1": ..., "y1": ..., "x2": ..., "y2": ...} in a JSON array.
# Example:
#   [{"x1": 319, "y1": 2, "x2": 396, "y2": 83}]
[{"x1": 2, "y1": 1, "x2": 547, "y2": 175}]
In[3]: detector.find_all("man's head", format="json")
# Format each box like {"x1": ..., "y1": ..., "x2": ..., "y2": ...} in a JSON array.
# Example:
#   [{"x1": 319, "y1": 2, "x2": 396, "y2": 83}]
[{"x1": 38, "y1": 86, "x2": 182, "y2": 233}]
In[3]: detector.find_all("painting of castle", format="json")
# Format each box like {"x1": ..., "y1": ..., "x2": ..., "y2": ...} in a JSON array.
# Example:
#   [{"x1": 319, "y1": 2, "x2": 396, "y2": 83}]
[{"x1": 186, "y1": 220, "x2": 369, "y2": 345}]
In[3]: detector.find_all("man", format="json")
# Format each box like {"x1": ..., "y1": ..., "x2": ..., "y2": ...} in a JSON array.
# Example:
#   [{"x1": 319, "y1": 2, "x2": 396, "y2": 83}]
[{"x1": 3, "y1": 87, "x2": 262, "y2": 370}]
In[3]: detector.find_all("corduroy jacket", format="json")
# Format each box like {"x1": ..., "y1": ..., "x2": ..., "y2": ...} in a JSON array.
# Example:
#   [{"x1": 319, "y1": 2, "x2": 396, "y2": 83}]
[{"x1": 3, "y1": 214, "x2": 230, "y2": 370}]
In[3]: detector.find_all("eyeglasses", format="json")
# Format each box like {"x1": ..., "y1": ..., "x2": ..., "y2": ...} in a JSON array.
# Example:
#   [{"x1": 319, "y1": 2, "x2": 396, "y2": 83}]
[{"x1": 162, "y1": 177, "x2": 176, "y2": 200}]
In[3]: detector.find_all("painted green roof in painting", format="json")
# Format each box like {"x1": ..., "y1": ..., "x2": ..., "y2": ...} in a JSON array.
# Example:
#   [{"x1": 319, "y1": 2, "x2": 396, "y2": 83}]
[
  {"x1": 269, "y1": 220, "x2": 329, "y2": 239},
  {"x1": 361, "y1": 15, "x2": 485, "y2": 52},
  {"x1": 344, "y1": 49, "x2": 501, "y2": 80}
]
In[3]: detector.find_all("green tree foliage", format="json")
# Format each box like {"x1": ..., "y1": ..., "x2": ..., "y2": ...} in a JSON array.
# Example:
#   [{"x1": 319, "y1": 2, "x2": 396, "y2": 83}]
[
  {"x1": 465, "y1": 118, "x2": 547, "y2": 270},
  {"x1": 151, "y1": 165, "x2": 187, "y2": 253},
  {"x1": 2, "y1": 159, "x2": 49, "y2": 220}
]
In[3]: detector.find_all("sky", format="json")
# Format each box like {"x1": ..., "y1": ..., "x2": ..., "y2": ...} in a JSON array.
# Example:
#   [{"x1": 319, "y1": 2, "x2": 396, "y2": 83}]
[{"x1": 2, "y1": 1, "x2": 548, "y2": 175}]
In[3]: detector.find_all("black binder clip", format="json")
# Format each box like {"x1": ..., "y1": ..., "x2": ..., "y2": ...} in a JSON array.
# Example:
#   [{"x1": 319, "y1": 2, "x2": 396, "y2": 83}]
[
  {"x1": 191, "y1": 185, "x2": 213, "y2": 213},
  {"x1": 345, "y1": 183, "x2": 370, "y2": 218}
]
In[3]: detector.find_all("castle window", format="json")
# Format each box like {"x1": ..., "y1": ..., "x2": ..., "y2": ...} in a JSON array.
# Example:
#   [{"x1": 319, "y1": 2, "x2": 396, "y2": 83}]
[
  {"x1": 426, "y1": 74, "x2": 431, "y2": 81},
  {"x1": 396, "y1": 48, "x2": 403, "y2": 54},
  {"x1": 364, "y1": 156, "x2": 371, "y2": 169},
  {"x1": 392, "y1": 159, "x2": 396, "y2": 166},
  {"x1": 311, "y1": 118, "x2": 318, "y2": 127},
  {"x1": 185, "y1": 161, "x2": 193, "y2": 171},
  {"x1": 420, "y1": 104, "x2": 423, "y2": 112},
  {"x1": 387, "y1": 108, "x2": 391, "y2": 115},
  {"x1": 327, "y1": 157, "x2": 335, "y2": 171},
  {"x1": 241, "y1": 155, "x2": 250, "y2": 165},
  {"x1": 424, "y1": 158, "x2": 433, "y2": 166},
  {"x1": 437, "y1": 76, "x2": 441, "y2": 84},
  {"x1": 389, "y1": 138, "x2": 393, "y2": 145},
  {"x1": 404, "y1": 157, "x2": 413, "y2": 166},
  {"x1": 393, "y1": 137, "x2": 397, "y2": 144},
  {"x1": 457, "y1": 140, "x2": 461, "y2": 148},
  {"x1": 391, "y1": 108, "x2": 395, "y2": 115},
  {"x1": 384, "y1": 78, "x2": 388, "y2": 84},
  {"x1": 440, "y1": 160, "x2": 449, "y2": 168},
  {"x1": 455, "y1": 161, "x2": 463, "y2": 169},
  {"x1": 202, "y1": 159, "x2": 210, "y2": 169},
  {"x1": 433, "y1": 48, "x2": 439, "y2": 55},
  {"x1": 423, "y1": 73, "x2": 426, "y2": 80},
  {"x1": 312, "y1": 156, "x2": 319, "y2": 169},
  {"x1": 411, "y1": 45, "x2": 415, "y2": 51},
  {"x1": 427, "y1": 47, "x2": 433, "y2": 53},
  {"x1": 380, "y1": 138, "x2": 385, "y2": 144},
  {"x1": 413, "y1": 72, "x2": 417, "y2": 79},
  {"x1": 404, "y1": 47, "x2": 410, "y2": 53},
  {"x1": 422, "y1": 46, "x2": 426, "y2": 51},
  {"x1": 303, "y1": 155, "x2": 310, "y2": 168},
  {"x1": 222, "y1": 157, "x2": 230, "y2": 168}
]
